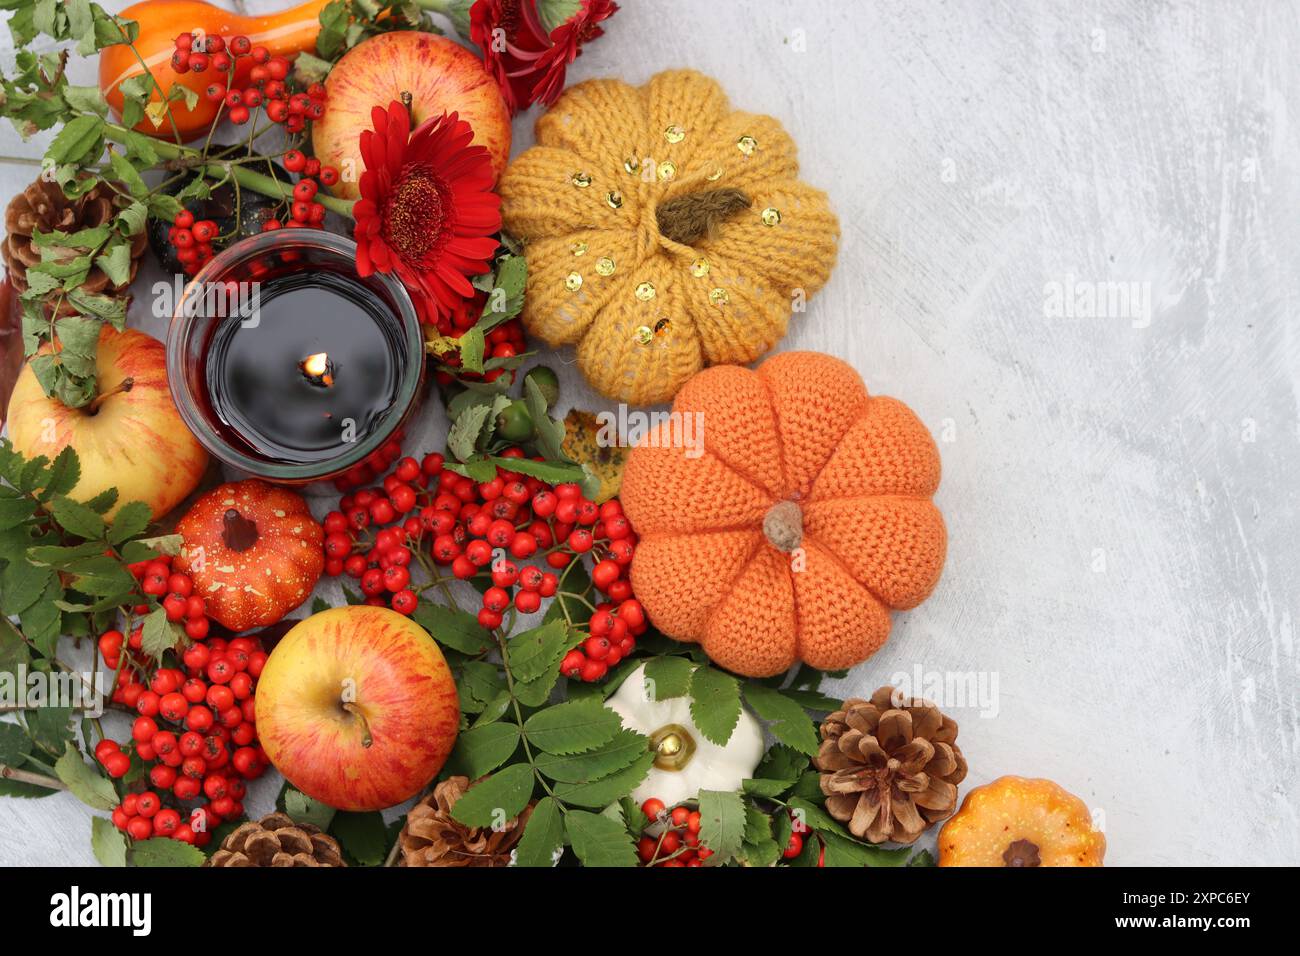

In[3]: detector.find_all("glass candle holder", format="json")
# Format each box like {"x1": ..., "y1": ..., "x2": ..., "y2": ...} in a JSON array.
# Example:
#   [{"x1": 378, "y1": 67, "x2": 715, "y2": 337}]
[{"x1": 167, "y1": 230, "x2": 424, "y2": 484}]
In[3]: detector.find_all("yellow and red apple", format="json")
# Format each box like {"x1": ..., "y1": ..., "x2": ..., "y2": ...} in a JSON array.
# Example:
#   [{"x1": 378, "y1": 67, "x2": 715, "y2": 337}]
[
  {"x1": 312, "y1": 30, "x2": 511, "y2": 201},
  {"x1": 5, "y1": 326, "x2": 208, "y2": 520},
  {"x1": 255, "y1": 606, "x2": 461, "y2": 811}
]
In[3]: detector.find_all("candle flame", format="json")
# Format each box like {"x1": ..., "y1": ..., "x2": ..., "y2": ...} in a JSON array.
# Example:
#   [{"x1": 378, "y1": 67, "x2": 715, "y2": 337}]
[{"x1": 300, "y1": 352, "x2": 334, "y2": 387}]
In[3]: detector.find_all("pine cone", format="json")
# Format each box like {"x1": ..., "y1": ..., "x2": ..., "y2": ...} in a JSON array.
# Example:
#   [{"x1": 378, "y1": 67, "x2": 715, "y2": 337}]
[
  {"x1": 398, "y1": 776, "x2": 533, "y2": 867},
  {"x1": 2, "y1": 177, "x2": 145, "y2": 316},
  {"x1": 206, "y1": 812, "x2": 346, "y2": 867},
  {"x1": 814, "y1": 686, "x2": 967, "y2": 845}
]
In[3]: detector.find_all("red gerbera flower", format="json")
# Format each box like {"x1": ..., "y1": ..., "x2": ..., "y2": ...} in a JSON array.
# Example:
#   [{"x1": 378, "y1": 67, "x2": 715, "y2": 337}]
[
  {"x1": 470, "y1": 0, "x2": 619, "y2": 114},
  {"x1": 352, "y1": 101, "x2": 502, "y2": 325}
]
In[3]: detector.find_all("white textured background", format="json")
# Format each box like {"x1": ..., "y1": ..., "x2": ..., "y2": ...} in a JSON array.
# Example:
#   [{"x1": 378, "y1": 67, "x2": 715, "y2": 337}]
[{"x1": 2, "y1": 0, "x2": 1298, "y2": 866}]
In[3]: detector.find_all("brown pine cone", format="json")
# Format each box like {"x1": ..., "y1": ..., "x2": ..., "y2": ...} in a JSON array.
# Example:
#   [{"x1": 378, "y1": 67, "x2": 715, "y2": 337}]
[
  {"x1": 2, "y1": 177, "x2": 146, "y2": 316},
  {"x1": 813, "y1": 686, "x2": 967, "y2": 845},
  {"x1": 398, "y1": 776, "x2": 533, "y2": 867},
  {"x1": 206, "y1": 812, "x2": 346, "y2": 867}
]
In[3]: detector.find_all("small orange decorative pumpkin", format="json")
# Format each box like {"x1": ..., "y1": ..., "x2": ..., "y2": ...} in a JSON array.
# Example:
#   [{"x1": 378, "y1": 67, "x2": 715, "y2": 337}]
[
  {"x1": 174, "y1": 479, "x2": 324, "y2": 632},
  {"x1": 938, "y1": 776, "x2": 1106, "y2": 867},
  {"x1": 620, "y1": 351, "x2": 946, "y2": 677}
]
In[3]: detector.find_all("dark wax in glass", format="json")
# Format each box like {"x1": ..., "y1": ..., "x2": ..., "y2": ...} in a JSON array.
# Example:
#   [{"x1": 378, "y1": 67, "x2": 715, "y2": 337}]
[{"x1": 203, "y1": 269, "x2": 403, "y2": 465}]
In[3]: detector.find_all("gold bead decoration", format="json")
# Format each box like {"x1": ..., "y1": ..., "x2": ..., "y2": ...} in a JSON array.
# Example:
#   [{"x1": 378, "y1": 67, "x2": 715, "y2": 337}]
[
  {"x1": 565, "y1": 272, "x2": 583, "y2": 292},
  {"x1": 664, "y1": 125, "x2": 685, "y2": 144},
  {"x1": 657, "y1": 161, "x2": 676, "y2": 181},
  {"x1": 709, "y1": 287, "x2": 729, "y2": 306},
  {"x1": 623, "y1": 156, "x2": 640, "y2": 174},
  {"x1": 761, "y1": 206, "x2": 782, "y2": 226},
  {"x1": 690, "y1": 257, "x2": 710, "y2": 277},
  {"x1": 606, "y1": 190, "x2": 623, "y2": 209},
  {"x1": 571, "y1": 171, "x2": 592, "y2": 188},
  {"x1": 595, "y1": 256, "x2": 616, "y2": 276},
  {"x1": 635, "y1": 282, "x2": 656, "y2": 301},
  {"x1": 737, "y1": 135, "x2": 758, "y2": 156},
  {"x1": 634, "y1": 325, "x2": 654, "y2": 345},
  {"x1": 570, "y1": 240, "x2": 588, "y2": 256}
]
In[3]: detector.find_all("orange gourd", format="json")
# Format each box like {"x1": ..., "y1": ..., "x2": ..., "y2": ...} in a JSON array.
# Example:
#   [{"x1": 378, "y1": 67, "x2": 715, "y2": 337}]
[
  {"x1": 173, "y1": 479, "x2": 324, "y2": 632},
  {"x1": 620, "y1": 351, "x2": 946, "y2": 678},
  {"x1": 938, "y1": 776, "x2": 1106, "y2": 867},
  {"x1": 98, "y1": 0, "x2": 330, "y2": 141}
]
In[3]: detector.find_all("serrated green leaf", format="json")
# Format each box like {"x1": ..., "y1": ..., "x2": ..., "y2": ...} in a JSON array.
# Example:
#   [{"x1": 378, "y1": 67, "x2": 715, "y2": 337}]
[
  {"x1": 741, "y1": 803, "x2": 780, "y2": 866},
  {"x1": 46, "y1": 114, "x2": 104, "y2": 167},
  {"x1": 689, "y1": 666, "x2": 742, "y2": 746},
  {"x1": 1, "y1": 557, "x2": 52, "y2": 615},
  {"x1": 329, "y1": 811, "x2": 387, "y2": 866},
  {"x1": 698, "y1": 789, "x2": 746, "y2": 864},
  {"x1": 565, "y1": 810, "x2": 637, "y2": 867},
  {"x1": 138, "y1": 606, "x2": 177, "y2": 660},
  {"x1": 0, "y1": 492, "x2": 36, "y2": 531},
  {"x1": 0, "y1": 722, "x2": 33, "y2": 767},
  {"x1": 523, "y1": 700, "x2": 621, "y2": 755},
  {"x1": 532, "y1": 728, "x2": 648, "y2": 783},
  {"x1": 108, "y1": 500, "x2": 151, "y2": 545},
  {"x1": 54, "y1": 742, "x2": 118, "y2": 810},
  {"x1": 83, "y1": 487, "x2": 118, "y2": 514},
  {"x1": 128, "y1": 837, "x2": 205, "y2": 867},
  {"x1": 446, "y1": 721, "x2": 520, "y2": 779},
  {"x1": 25, "y1": 705, "x2": 73, "y2": 757},
  {"x1": 549, "y1": 750, "x2": 653, "y2": 808},
  {"x1": 20, "y1": 576, "x2": 63, "y2": 657},
  {"x1": 742, "y1": 684, "x2": 820, "y2": 755},
  {"x1": 47, "y1": 494, "x2": 106, "y2": 540},
  {"x1": 91, "y1": 815, "x2": 127, "y2": 867},
  {"x1": 741, "y1": 777, "x2": 794, "y2": 798},
  {"x1": 40, "y1": 447, "x2": 80, "y2": 500},
  {"x1": 506, "y1": 619, "x2": 569, "y2": 682},
  {"x1": 447, "y1": 402, "x2": 493, "y2": 462},
  {"x1": 487, "y1": 456, "x2": 584, "y2": 486},
  {"x1": 448, "y1": 763, "x2": 534, "y2": 828},
  {"x1": 642, "y1": 656, "x2": 695, "y2": 700},
  {"x1": 457, "y1": 326, "x2": 485, "y2": 373},
  {"x1": 284, "y1": 788, "x2": 336, "y2": 830},
  {"x1": 523, "y1": 375, "x2": 566, "y2": 461},
  {"x1": 411, "y1": 601, "x2": 491, "y2": 655},
  {"x1": 512, "y1": 795, "x2": 563, "y2": 867}
]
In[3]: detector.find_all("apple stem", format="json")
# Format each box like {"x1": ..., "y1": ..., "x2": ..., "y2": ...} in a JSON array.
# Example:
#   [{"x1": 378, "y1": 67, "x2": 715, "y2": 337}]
[
  {"x1": 86, "y1": 377, "x2": 133, "y2": 415},
  {"x1": 343, "y1": 702, "x2": 373, "y2": 748}
]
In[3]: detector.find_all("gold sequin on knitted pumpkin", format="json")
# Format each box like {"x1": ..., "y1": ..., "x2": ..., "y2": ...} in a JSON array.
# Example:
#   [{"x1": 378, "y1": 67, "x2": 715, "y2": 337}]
[
  {"x1": 737, "y1": 135, "x2": 758, "y2": 156},
  {"x1": 664, "y1": 125, "x2": 685, "y2": 144},
  {"x1": 571, "y1": 172, "x2": 592, "y2": 188},
  {"x1": 595, "y1": 257, "x2": 616, "y2": 276},
  {"x1": 606, "y1": 191, "x2": 623, "y2": 209},
  {"x1": 635, "y1": 282, "x2": 656, "y2": 301},
  {"x1": 571, "y1": 241, "x2": 588, "y2": 256},
  {"x1": 761, "y1": 207, "x2": 782, "y2": 226},
  {"x1": 706, "y1": 167, "x2": 724, "y2": 182},
  {"x1": 623, "y1": 156, "x2": 640, "y2": 174},
  {"x1": 709, "y1": 287, "x2": 729, "y2": 306},
  {"x1": 690, "y1": 258, "x2": 710, "y2": 277},
  {"x1": 565, "y1": 272, "x2": 583, "y2": 291},
  {"x1": 634, "y1": 325, "x2": 653, "y2": 345},
  {"x1": 657, "y1": 161, "x2": 676, "y2": 181}
]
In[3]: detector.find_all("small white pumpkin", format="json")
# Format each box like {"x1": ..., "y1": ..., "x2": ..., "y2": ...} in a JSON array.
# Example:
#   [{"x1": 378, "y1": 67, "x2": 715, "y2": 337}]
[{"x1": 608, "y1": 664, "x2": 765, "y2": 806}]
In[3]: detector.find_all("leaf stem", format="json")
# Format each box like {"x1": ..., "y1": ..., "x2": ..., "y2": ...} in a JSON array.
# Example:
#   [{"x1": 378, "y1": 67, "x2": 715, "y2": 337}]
[{"x1": 0, "y1": 763, "x2": 65, "y2": 791}]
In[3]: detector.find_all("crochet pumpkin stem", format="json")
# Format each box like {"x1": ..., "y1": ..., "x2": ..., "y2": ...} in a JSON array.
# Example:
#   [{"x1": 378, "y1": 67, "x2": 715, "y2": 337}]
[
  {"x1": 655, "y1": 187, "x2": 751, "y2": 245},
  {"x1": 763, "y1": 500, "x2": 803, "y2": 552}
]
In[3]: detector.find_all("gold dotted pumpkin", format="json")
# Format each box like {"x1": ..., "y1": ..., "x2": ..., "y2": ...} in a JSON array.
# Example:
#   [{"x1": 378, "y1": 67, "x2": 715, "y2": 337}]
[{"x1": 500, "y1": 69, "x2": 840, "y2": 405}]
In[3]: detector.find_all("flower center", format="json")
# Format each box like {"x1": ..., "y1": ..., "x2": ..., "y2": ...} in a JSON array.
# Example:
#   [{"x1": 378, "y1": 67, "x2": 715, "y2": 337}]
[{"x1": 383, "y1": 164, "x2": 447, "y2": 262}]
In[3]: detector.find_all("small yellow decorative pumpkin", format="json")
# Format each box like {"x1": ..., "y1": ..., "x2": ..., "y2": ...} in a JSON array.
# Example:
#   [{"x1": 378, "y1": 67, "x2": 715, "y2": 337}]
[{"x1": 500, "y1": 69, "x2": 839, "y2": 405}]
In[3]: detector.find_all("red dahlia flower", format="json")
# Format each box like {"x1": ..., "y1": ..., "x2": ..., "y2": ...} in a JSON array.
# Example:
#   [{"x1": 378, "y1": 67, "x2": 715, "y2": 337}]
[
  {"x1": 468, "y1": 0, "x2": 619, "y2": 114},
  {"x1": 352, "y1": 101, "x2": 502, "y2": 325}
]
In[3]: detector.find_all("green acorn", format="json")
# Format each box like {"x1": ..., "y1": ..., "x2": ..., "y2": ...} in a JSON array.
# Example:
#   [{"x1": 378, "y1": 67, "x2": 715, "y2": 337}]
[
  {"x1": 524, "y1": 365, "x2": 560, "y2": 408},
  {"x1": 496, "y1": 399, "x2": 535, "y2": 442}
]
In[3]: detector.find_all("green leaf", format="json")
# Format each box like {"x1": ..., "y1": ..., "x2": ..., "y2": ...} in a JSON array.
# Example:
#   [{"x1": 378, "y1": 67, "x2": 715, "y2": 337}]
[
  {"x1": 688, "y1": 666, "x2": 742, "y2": 746},
  {"x1": 642, "y1": 656, "x2": 695, "y2": 700},
  {"x1": 1, "y1": 557, "x2": 52, "y2": 614},
  {"x1": 446, "y1": 722, "x2": 520, "y2": 779},
  {"x1": 457, "y1": 660, "x2": 506, "y2": 714},
  {"x1": 564, "y1": 810, "x2": 638, "y2": 867},
  {"x1": 532, "y1": 728, "x2": 649, "y2": 783},
  {"x1": 447, "y1": 401, "x2": 492, "y2": 462},
  {"x1": 0, "y1": 492, "x2": 36, "y2": 531},
  {"x1": 742, "y1": 684, "x2": 820, "y2": 755},
  {"x1": 91, "y1": 815, "x2": 127, "y2": 867},
  {"x1": 513, "y1": 795, "x2": 563, "y2": 867},
  {"x1": 549, "y1": 750, "x2": 654, "y2": 807},
  {"x1": 128, "y1": 837, "x2": 205, "y2": 867},
  {"x1": 284, "y1": 788, "x2": 336, "y2": 831},
  {"x1": 697, "y1": 789, "x2": 747, "y2": 864},
  {"x1": 523, "y1": 374, "x2": 566, "y2": 461},
  {"x1": 94, "y1": 240, "x2": 133, "y2": 287},
  {"x1": 25, "y1": 705, "x2": 73, "y2": 757},
  {"x1": 107, "y1": 500, "x2": 151, "y2": 545},
  {"x1": 46, "y1": 114, "x2": 104, "y2": 166},
  {"x1": 40, "y1": 447, "x2": 80, "y2": 500},
  {"x1": 47, "y1": 494, "x2": 106, "y2": 540},
  {"x1": 139, "y1": 606, "x2": 178, "y2": 660},
  {"x1": 83, "y1": 487, "x2": 118, "y2": 514},
  {"x1": 740, "y1": 803, "x2": 780, "y2": 867},
  {"x1": 329, "y1": 811, "x2": 387, "y2": 866},
  {"x1": 487, "y1": 456, "x2": 584, "y2": 486},
  {"x1": 741, "y1": 777, "x2": 794, "y2": 798},
  {"x1": 54, "y1": 742, "x2": 118, "y2": 810},
  {"x1": 62, "y1": 84, "x2": 108, "y2": 116},
  {"x1": 0, "y1": 722, "x2": 34, "y2": 768},
  {"x1": 506, "y1": 619, "x2": 569, "y2": 682},
  {"x1": 523, "y1": 700, "x2": 621, "y2": 755},
  {"x1": 754, "y1": 743, "x2": 809, "y2": 783},
  {"x1": 457, "y1": 326, "x2": 485, "y2": 373},
  {"x1": 448, "y1": 763, "x2": 534, "y2": 828},
  {"x1": 819, "y1": 829, "x2": 910, "y2": 867},
  {"x1": 411, "y1": 601, "x2": 491, "y2": 655},
  {"x1": 20, "y1": 576, "x2": 63, "y2": 657}
]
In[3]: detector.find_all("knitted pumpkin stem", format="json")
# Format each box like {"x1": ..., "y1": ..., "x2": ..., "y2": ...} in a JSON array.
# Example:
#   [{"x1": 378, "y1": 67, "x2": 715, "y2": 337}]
[
  {"x1": 655, "y1": 187, "x2": 752, "y2": 245},
  {"x1": 763, "y1": 500, "x2": 803, "y2": 552}
]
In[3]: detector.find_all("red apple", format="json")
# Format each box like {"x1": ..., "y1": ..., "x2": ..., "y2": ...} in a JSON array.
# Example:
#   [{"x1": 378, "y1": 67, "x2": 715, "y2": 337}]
[
  {"x1": 312, "y1": 31, "x2": 511, "y2": 201},
  {"x1": 5, "y1": 326, "x2": 208, "y2": 520},
  {"x1": 255, "y1": 606, "x2": 461, "y2": 811}
]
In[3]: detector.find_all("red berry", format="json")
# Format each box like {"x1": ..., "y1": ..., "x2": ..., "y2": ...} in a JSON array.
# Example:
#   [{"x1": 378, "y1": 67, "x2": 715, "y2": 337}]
[
  {"x1": 283, "y1": 149, "x2": 306, "y2": 172},
  {"x1": 783, "y1": 831, "x2": 805, "y2": 859},
  {"x1": 229, "y1": 35, "x2": 251, "y2": 55},
  {"x1": 184, "y1": 617, "x2": 209, "y2": 641},
  {"x1": 579, "y1": 658, "x2": 607, "y2": 682},
  {"x1": 513, "y1": 589, "x2": 541, "y2": 614},
  {"x1": 211, "y1": 51, "x2": 231, "y2": 72},
  {"x1": 319, "y1": 165, "x2": 339, "y2": 187},
  {"x1": 641, "y1": 798, "x2": 666, "y2": 821},
  {"x1": 293, "y1": 179, "x2": 318, "y2": 201},
  {"x1": 391, "y1": 589, "x2": 417, "y2": 615},
  {"x1": 104, "y1": 752, "x2": 131, "y2": 778},
  {"x1": 251, "y1": 45, "x2": 270, "y2": 63},
  {"x1": 561, "y1": 650, "x2": 585, "y2": 678},
  {"x1": 188, "y1": 52, "x2": 209, "y2": 72},
  {"x1": 126, "y1": 817, "x2": 153, "y2": 841},
  {"x1": 229, "y1": 104, "x2": 250, "y2": 125}
]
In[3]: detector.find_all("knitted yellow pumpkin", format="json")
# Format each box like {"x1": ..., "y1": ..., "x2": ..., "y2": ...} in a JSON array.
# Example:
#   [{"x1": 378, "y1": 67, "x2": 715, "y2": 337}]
[{"x1": 500, "y1": 70, "x2": 839, "y2": 405}]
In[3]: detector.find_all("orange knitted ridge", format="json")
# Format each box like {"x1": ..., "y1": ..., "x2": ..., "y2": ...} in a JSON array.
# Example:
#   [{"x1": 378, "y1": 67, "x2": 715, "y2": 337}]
[
  {"x1": 500, "y1": 70, "x2": 840, "y2": 406},
  {"x1": 620, "y1": 352, "x2": 946, "y2": 678}
]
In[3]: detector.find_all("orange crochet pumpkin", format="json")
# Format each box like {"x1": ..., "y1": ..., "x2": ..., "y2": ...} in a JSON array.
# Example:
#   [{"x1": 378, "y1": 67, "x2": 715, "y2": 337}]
[
  {"x1": 621, "y1": 351, "x2": 946, "y2": 677},
  {"x1": 938, "y1": 776, "x2": 1106, "y2": 867},
  {"x1": 174, "y1": 479, "x2": 324, "y2": 632}
]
